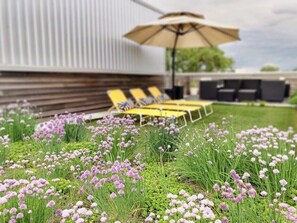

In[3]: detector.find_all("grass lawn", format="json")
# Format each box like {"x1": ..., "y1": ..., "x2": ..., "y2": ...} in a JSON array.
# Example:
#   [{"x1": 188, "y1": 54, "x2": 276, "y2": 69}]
[{"x1": 190, "y1": 104, "x2": 297, "y2": 131}]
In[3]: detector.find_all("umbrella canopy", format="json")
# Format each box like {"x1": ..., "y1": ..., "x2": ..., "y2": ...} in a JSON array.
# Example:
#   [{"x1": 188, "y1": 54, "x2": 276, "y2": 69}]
[{"x1": 124, "y1": 12, "x2": 240, "y2": 91}]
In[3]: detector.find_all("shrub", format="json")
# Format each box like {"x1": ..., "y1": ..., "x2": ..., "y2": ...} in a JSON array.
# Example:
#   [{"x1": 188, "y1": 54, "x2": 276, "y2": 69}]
[{"x1": 0, "y1": 101, "x2": 37, "y2": 142}]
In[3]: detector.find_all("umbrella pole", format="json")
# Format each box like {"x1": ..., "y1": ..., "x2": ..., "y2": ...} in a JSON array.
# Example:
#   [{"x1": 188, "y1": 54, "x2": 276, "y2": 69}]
[
  {"x1": 171, "y1": 31, "x2": 179, "y2": 95},
  {"x1": 171, "y1": 47, "x2": 176, "y2": 91}
]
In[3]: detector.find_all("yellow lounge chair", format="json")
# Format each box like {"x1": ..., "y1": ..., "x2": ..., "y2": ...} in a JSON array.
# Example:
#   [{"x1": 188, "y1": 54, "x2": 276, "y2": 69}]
[
  {"x1": 148, "y1": 86, "x2": 213, "y2": 116},
  {"x1": 129, "y1": 88, "x2": 202, "y2": 123},
  {"x1": 107, "y1": 89, "x2": 187, "y2": 127}
]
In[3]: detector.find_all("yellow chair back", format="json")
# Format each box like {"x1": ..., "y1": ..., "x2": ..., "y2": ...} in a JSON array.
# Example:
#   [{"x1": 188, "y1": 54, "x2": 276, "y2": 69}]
[
  {"x1": 130, "y1": 88, "x2": 147, "y2": 102},
  {"x1": 148, "y1": 86, "x2": 162, "y2": 98},
  {"x1": 107, "y1": 89, "x2": 127, "y2": 111}
]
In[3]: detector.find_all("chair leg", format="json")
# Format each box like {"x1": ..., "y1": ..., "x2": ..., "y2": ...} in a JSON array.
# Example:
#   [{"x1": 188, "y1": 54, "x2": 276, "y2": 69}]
[
  {"x1": 140, "y1": 114, "x2": 149, "y2": 126},
  {"x1": 139, "y1": 114, "x2": 143, "y2": 127},
  {"x1": 194, "y1": 109, "x2": 202, "y2": 122},
  {"x1": 107, "y1": 105, "x2": 116, "y2": 113},
  {"x1": 187, "y1": 109, "x2": 201, "y2": 123},
  {"x1": 140, "y1": 115, "x2": 152, "y2": 127},
  {"x1": 110, "y1": 110, "x2": 120, "y2": 116},
  {"x1": 187, "y1": 110, "x2": 193, "y2": 123},
  {"x1": 180, "y1": 114, "x2": 187, "y2": 128},
  {"x1": 204, "y1": 105, "x2": 213, "y2": 116}
]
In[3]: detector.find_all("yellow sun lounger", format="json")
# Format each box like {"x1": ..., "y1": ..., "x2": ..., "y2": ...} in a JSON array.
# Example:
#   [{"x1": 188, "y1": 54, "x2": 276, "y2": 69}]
[
  {"x1": 129, "y1": 88, "x2": 202, "y2": 123},
  {"x1": 107, "y1": 89, "x2": 187, "y2": 127},
  {"x1": 148, "y1": 86, "x2": 213, "y2": 116}
]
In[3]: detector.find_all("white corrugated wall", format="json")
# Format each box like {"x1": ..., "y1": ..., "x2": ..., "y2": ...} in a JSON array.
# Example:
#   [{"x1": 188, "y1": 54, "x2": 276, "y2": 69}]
[{"x1": 0, "y1": 0, "x2": 165, "y2": 74}]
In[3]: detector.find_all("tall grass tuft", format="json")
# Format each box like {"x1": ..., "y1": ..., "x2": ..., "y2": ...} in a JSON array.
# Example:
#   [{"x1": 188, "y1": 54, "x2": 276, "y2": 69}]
[
  {"x1": 63, "y1": 114, "x2": 87, "y2": 143},
  {"x1": 0, "y1": 135, "x2": 10, "y2": 165},
  {"x1": 33, "y1": 112, "x2": 87, "y2": 153},
  {"x1": 175, "y1": 117, "x2": 297, "y2": 195},
  {"x1": 0, "y1": 101, "x2": 37, "y2": 142},
  {"x1": 142, "y1": 117, "x2": 180, "y2": 163},
  {"x1": 89, "y1": 115, "x2": 140, "y2": 162},
  {"x1": 80, "y1": 155, "x2": 145, "y2": 222},
  {"x1": 175, "y1": 118, "x2": 238, "y2": 191}
]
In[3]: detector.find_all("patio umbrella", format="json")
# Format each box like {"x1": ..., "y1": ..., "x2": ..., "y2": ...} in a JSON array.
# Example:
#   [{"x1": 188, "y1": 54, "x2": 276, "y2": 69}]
[{"x1": 124, "y1": 12, "x2": 240, "y2": 92}]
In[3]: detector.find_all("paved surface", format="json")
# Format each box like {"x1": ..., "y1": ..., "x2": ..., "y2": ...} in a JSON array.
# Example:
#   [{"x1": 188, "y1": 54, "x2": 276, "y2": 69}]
[{"x1": 184, "y1": 95, "x2": 296, "y2": 108}]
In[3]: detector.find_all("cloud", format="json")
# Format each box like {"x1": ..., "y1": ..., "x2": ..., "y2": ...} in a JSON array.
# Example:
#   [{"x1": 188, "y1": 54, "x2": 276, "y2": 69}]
[{"x1": 143, "y1": 0, "x2": 297, "y2": 71}]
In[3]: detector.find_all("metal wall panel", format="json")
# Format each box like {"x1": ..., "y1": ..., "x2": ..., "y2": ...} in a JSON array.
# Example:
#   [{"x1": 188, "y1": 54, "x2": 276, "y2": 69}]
[{"x1": 0, "y1": 0, "x2": 165, "y2": 74}]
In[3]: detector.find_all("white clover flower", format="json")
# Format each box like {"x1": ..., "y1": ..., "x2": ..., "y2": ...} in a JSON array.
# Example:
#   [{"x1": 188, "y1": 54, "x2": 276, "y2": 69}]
[
  {"x1": 280, "y1": 179, "x2": 287, "y2": 187},
  {"x1": 197, "y1": 193, "x2": 204, "y2": 200},
  {"x1": 260, "y1": 191, "x2": 268, "y2": 196},
  {"x1": 195, "y1": 215, "x2": 201, "y2": 220},
  {"x1": 177, "y1": 207, "x2": 185, "y2": 214}
]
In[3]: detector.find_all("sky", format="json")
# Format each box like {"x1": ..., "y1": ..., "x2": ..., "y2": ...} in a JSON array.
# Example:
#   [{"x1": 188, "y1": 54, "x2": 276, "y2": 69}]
[{"x1": 143, "y1": 0, "x2": 297, "y2": 72}]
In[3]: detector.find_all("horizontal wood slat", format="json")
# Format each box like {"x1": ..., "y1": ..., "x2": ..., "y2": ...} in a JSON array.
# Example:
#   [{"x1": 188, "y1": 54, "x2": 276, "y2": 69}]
[{"x1": 0, "y1": 71, "x2": 164, "y2": 117}]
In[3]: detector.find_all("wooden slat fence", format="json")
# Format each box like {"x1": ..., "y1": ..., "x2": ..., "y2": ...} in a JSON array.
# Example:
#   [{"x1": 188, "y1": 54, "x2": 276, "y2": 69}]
[{"x1": 0, "y1": 72, "x2": 164, "y2": 117}]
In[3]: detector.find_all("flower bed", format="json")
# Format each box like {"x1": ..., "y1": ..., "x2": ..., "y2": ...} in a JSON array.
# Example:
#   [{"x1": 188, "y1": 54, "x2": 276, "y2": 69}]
[{"x1": 0, "y1": 104, "x2": 296, "y2": 223}]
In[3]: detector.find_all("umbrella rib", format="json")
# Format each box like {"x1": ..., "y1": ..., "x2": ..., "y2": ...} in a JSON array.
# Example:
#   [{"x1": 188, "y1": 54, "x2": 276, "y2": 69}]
[
  {"x1": 140, "y1": 26, "x2": 167, "y2": 45},
  {"x1": 190, "y1": 24, "x2": 214, "y2": 47},
  {"x1": 211, "y1": 27, "x2": 240, "y2": 40},
  {"x1": 165, "y1": 27, "x2": 178, "y2": 34},
  {"x1": 181, "y1": 27, "x2": 197, "y2": 35},
  {"x1": 124, "y1": 25, "x2": 151, "y2": 37},
  {"x1": 166, "y1": 26, "x2": 196, "y2": 35}
]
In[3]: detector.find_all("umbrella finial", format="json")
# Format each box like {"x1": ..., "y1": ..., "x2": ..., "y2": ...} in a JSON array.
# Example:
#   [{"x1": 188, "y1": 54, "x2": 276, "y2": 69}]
[{"x1": 159, "y1": 11, "x2": 205, "y2": 19}]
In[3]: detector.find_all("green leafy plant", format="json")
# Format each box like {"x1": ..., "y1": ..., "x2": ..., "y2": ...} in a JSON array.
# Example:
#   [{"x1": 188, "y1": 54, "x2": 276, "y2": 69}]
[
  {"x1": 259, "y1": 100, "x2": 266, "y2": 107},
  {"x1": 189, "y1": 79, "x2": 198, "y2": 88},
  {"x1": 260, "y1": 65, "x2": 280, "y2": 72},
  {"x1": 142, "y1": 163, "x2": 194, "y2": 218},
  {"x1": 63, "y1": 141, "x2": 97, "y2": 152},
  {"x1": 166, "y1": 47, "x2": 234, "y2": 72},
  {"x1": 176, "y1": 118, "x2": 297, "y2": 197},
  {"x1": 4, "y1": 140, "x2": 39, "y2": 164},
  {"x1": 50, "y1": 178, "x2": 74, "y2": 194},
  {"x1": 89, "y1": 116, "x2": 140, "y2": 162},
  {"x1": 0, "y1": 135, "x2": 10, "y2": 165},
  {"x1": 81, "y1": 157, "x2": 146, "y2": 222},
  {"x1": 288, "y1": 92, "x2": 297, "y2": 105},
  {"x1": 64, "y1": 123, "x2": 88, "y2": 143},
  {"x1": 142, "y1": 117, "x2": 180, "y2": 163},
  {"x1": 175, "y1": 120, "x2": 239, "y2": 191},
  {"x1": 0, "y1": 101, "x2": 37, "y2": 142}
]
